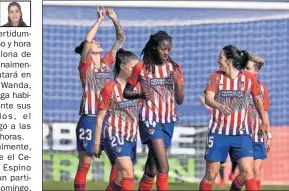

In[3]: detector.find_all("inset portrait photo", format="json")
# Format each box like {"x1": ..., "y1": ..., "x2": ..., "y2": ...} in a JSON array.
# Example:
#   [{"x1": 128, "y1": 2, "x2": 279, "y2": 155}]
[{"x1": 0, "y1": 1, "x2": 31, "y2": 27}]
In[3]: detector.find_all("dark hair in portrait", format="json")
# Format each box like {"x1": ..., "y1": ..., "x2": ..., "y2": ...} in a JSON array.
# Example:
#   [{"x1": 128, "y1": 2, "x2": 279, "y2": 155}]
[{"x1": 2, "y1": 2, "x2": 28, "y2": 27}]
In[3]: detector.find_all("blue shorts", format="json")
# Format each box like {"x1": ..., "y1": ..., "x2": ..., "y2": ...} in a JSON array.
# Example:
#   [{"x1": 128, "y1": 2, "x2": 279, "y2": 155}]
[
  {"x1": 104, "y1": 137, "x2": 137, "y2": 165},
  {"x1": 76, "y1": 115, "x2": 104, "y2": 153},
  {"x1": 139, "y1": 121, "x2": 174, "y2": 148},
  {"x1": 253, "y1": 142, "x2": 267, "y2": 160},
  {"x1": 205, "y1": 133, "x2": 253, "y2": 163}
]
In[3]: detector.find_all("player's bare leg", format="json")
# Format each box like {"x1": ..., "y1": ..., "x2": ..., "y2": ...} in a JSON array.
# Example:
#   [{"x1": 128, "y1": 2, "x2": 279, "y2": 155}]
[
  {"x1": 147, "y1": 139, "x2": 169, "y2": 191},
  {"x1": 199, "y1": 161, "x2": 220, "y2": 191},
  {"x1": 238, "y1": 157, "x2": 258, "y2": 191},
  {"x1": 254, "y1": 159, "x2": 264, "y2": 190},
  {"x1": 116, "y1": 156, "x2": 134, "y2": 191},
  {"x1": 74, "y1": 151, "x2": 93, "y2": 191},
  {"x1": 139, "y1": 150, "x2": 157, "y2": 191}
]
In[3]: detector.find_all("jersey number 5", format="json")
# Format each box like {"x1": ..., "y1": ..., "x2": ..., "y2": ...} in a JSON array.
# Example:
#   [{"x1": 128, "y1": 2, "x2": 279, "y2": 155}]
[
  {"x1": 207, "y1": 136, "x2": 214, "y2": 148},
  {"x1": 79, "y1": 128, "x2": 92, "y2": 140}
]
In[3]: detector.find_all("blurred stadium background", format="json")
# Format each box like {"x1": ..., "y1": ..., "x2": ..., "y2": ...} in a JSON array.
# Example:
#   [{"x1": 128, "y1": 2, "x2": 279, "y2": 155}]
[{"x1": 43, "y1": 1, "x2": 289, "y2": 190}]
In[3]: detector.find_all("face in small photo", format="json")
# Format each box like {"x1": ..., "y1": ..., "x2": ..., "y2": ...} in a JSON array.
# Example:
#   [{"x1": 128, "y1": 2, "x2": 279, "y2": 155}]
[{"x1": 1, "y1": 1, "x2": 31, "y2": 27}]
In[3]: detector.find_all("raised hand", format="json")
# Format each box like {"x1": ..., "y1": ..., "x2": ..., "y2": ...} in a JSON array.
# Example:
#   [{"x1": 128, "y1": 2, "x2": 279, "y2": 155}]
[
  {"x1": 96, "y1": 6, "x2": 106, "y2": 22},
  {"x1": 106, "y1": 8, "x2": 118, "y2": 20}
]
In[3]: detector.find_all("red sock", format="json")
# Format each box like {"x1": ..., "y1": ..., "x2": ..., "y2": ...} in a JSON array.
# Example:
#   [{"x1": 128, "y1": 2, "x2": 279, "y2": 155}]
[
  {"x1": 138, "y1": 174, "x2": 155, "y2": 191},
  {"x1": 245, "y1": 178, "x2": 258, "y2": 191},
  {"x1": 256, "y1": 180, "x2": 261, "y2": 190},
  {"x1": 105, "y1": 179, "x2": 121, "y2": 191},
  {"x1": 230, "y1": 175, "x2": 245, "y2": 191},
  {"x1": 122, "y1": 177, "x2": 134, "y2": 191},
  {"x1": 199, "y1": 179, "x2": 213, "y2": 191},
  {"x1": 156, "y1": 173, "x2": 169, "y2": 191},
  {"x1": 74, "y1": 164, "x2": 90, "y2": 191},
  {"x1": 109, "y1": 164, "x2": 117, "y2": 183}
]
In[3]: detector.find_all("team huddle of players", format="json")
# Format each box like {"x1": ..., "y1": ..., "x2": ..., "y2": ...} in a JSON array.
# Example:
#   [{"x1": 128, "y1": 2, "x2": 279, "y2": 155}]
[{"x1": 73, "y1": 7, "x2": 272, "y2": 191}]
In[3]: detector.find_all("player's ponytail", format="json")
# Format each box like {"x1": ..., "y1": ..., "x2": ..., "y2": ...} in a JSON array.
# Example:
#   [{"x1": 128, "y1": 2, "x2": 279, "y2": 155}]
[
  {"x1": 114, "y1": 48, "x2": 138, "y2": 78},
  {"x1": 222, "y1": 45, "x2": 249, "y2": 70},
  {"x1": 239, "y1": 50, "x2": 249, "y2": 69},
  {"x1": 75, "y1": 41, "x2": 85, "y2": 55}
]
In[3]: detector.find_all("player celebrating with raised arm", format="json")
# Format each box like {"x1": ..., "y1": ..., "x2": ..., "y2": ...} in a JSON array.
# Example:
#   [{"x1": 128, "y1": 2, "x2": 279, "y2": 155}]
[
  {"x1": 93, "y1": 49, "x2": 139, "y2": 191},
  {"x1": 74, "y1": 7, "x2": 125, "y2": 191},
  {"x1": 230, "y1": 55, "x2": 272, "y2": 191},
  {"x1": 199, "y1": 45, "x2": 268, "y2": 191},
  {"x1": 123, "y1": 30, "x2": 184, "y2": 191}
]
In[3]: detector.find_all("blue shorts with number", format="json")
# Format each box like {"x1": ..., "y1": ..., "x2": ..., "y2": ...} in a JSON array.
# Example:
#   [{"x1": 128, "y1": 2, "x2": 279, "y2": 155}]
[
  {"x1": 104, "y1": 136, "x2": 137, "y2": 164},
  {"x1": 76, "y1": 115, "x2": 104, "y2": 154},
  {"x1": 253, "y1": 142, "x2": 267, "y2": 160},
  {"x1": 139, "y1": 121, "x2": 174, "y2": 148},
  {"x1": 205, "y1": 133, "x2": 253, "y2": 163}
]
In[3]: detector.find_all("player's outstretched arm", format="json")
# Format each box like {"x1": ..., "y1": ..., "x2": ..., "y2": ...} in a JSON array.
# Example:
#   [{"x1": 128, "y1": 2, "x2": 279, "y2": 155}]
[
  {"x1": 93, "y1": 109, "x2": 107, "y2": 157},
  {"x1": 107, "y1": 8, "x2": 125, "y2": 60},
  {"x1": 123, "y1": 83, "x2": 145, "y2": 100},
  {"x1": 81, "y1": 6, "x2": 105, "y2": 62}
]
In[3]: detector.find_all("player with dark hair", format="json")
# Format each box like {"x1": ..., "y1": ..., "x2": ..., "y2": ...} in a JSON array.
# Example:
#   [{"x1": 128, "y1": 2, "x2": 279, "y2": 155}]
[
  {"x1": 94, "y1": 49, "x2": 139, "y2": 191},
  {"x1": 73, "y1": 7, "x2": 125, "y2": 191},
  {"x1": 230, "y1": 55, "x2": 272, "y2": 191},
  {"x1": 123, "y1": 30, "x2": 184, "y2": 191},
  {"x1": 199, "y1": 45, "x2": 268, "y2": 191},
  {"x1": 200, "y1": 95, "x2": 238, "y2": 187}
]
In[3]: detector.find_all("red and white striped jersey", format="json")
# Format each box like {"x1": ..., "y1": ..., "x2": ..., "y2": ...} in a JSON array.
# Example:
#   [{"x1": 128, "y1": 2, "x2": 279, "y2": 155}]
[
  {"x1": 78, "y1": 51, "x2": 114, "y2": 115},
  {"x1": 205, "y1": 70, "x2": 261, "y2": 135},
  {"x1": 127, "y1": 61, "x2": 184, "y2": 123},
  {"x1": 248, "y1": 82, "x2": 270, "y2": 142},
  {"x1": 99, "y1": 79, "x2": 141, "y2": 142}
]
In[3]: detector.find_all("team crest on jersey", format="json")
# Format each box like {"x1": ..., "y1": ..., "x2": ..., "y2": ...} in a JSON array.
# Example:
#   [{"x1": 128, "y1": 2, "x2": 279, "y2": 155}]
[
  {"x1": 116, "y1": 146, "x2": 122, "y2": 153},
  {"x1": 83, "y1": 140, "x2": 88, "y2": 148},
  {"x1": 238, "y1": 81, "x2": 244, "y2": 89},
  {"x1": 149, "y1": 128, "x2": 155, "y2": 135}
]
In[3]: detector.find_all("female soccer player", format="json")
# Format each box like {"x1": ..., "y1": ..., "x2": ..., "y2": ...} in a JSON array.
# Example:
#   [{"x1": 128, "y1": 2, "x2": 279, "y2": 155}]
[
  {"x1": 93, "y1": 49, "x2": 139, "y2": 191},
  {"x1": 2, "y1": 2, "x2": 28, "y2": 27},
  {"x1": 74, "y1": 7, "x2": 125, "y2": 191},
  {"x1": 123, "y1": 30, "x2": 184, "y2": 191},
  {"x1": 199, "y1": 45, "x2": 268, "y2": 191},
  {"x1": 200, "y1": 94, "x2": 238, "y2": 187},
  {"x1": 230, "y1": 55, "x2": 272, "y2": 191}
]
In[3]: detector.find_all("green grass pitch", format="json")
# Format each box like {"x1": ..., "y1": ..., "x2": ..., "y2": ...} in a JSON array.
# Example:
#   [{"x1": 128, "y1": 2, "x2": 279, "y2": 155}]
[{"x1": 43, "y1": 181, "x2": 289, "y2": 190}]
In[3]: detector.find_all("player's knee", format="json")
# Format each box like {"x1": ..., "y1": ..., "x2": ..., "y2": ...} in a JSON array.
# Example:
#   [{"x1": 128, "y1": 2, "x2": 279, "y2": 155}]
[
  {"x1": 78, "y1": 152, "x2": 93, "y2": 165},
  {"x1": 156, "y1": 158, "x2": 169, "y2": 173},
  {"x1": 145, "y1": 165, "x2": 157, "y2": 177},
  {"x1": 204, "y1": 170, "x2": 218, "y2": 183},
  {"x1": 240, "y1": 168, "x2": 254, "y2": 180},
  {"x1": 120, "y1": 166, "x2": 134, "y2": 178}
]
